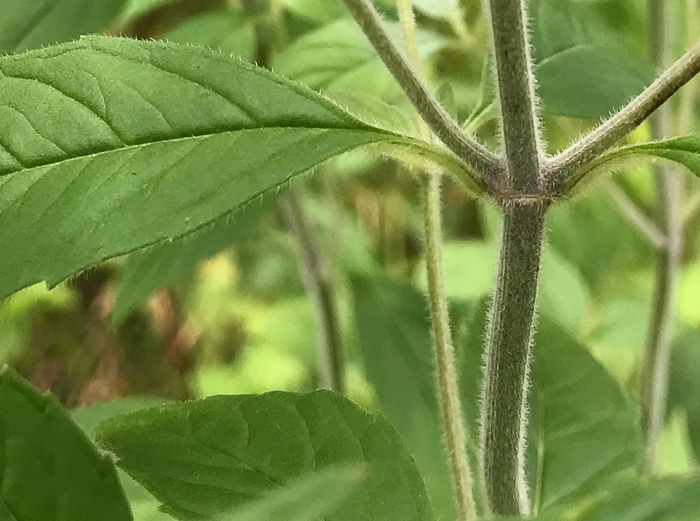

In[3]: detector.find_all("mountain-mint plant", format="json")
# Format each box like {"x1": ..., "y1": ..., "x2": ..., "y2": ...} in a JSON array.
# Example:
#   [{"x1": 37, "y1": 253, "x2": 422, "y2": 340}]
[{"x1": 1, "y1": 0, "x2": 700, "y2": 520}]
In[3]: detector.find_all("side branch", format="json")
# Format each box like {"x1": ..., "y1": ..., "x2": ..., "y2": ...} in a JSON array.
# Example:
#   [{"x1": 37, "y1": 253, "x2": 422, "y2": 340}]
[
  {"x1": 550, "y1": 40, "x2": 700, "y2": 184},
  {"x1": 281, "y1": 191, "x2": 346, "y2": 393},
  {"x1": 339, "y1": 0, "x2": 501, "y2": 182}
]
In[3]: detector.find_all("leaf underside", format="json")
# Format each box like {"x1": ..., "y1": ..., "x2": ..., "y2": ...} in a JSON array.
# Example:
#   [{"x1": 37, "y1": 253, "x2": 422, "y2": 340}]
[{"x1": 0, "y1": 36, "x2": 422, "y2": 301}]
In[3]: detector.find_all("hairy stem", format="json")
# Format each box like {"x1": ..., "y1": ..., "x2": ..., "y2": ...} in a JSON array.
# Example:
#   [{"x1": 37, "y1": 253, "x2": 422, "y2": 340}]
[
  {"x1": 396, "y1": 1, "x2": 477, "y2": 519},
  {"x1": 281, "y1": 191, "x2": 346, "y2": 393},
  {"x1": 479, "y1": 0, "x2": 545, "y2": 516},
  {"x1": 640, "y1": 0, "x2": 683, "y2": 475},
  {"x1": 486, "y1": 0, "x2": 542, "y2": 194},
  {"x1": 339, "y1": 0, "x2": 501, "y2": 183},
  {"x1": 482, "y1": 204, "x2": 545, "y2": 516},
  {"x1": 550, "y1": 39, "x2": 700, "y2": 184}
]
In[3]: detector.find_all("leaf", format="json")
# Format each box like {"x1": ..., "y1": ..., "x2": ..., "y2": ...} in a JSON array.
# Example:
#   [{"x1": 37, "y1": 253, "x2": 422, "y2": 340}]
[
  {"x1": 96, "y1": 390, "x2": 437, "y2": 521},
  {"x1": 536, "y1": 44, "x2": 654, "y2": 119},
  {"x1": 214, "y1": 466, "x2": 366, "y2": 521},
  {"x1": 621, "y1": 133, "x2": 700, "y2": 176},
  {"x1": 528, "y1": 0, "x2": 655, "y2": 119},
  {"x1": 72, "y1": 396, "x2": 171, "y2": 438},
  {"x1": 546, "y1": 190, "x2": 653, "y2": 287},
  {"x1": 0, "y1": 367, "x2": 132, "y2": 521},
  {"x1": 276, "y1": 19, "x2": 446, "y2": 101},
  {"x1": 669, "y1": 328, "x2": 700, "y2": 462},
  {"x1": 0, "y1": 0, "x2": 126, "y2": 54},
  {"x1": 71, "y1": 397, "x2": 176, "y2": 521},
  {"x1": 529, "y1": 318, "x2": 641, "y2": 512},
  {"x1": 282, "y1": 0, "x2": 348, "y2": 23},
  {"x1": 457, "y1": 304, "x2": 641, "y2": 514},
  {"x1": 165, "y1": 11, "x2": 255, "y2": 58},
  {"x1": 350, "y1": 273, "x2": 457, "y2": 521},
  {"x1": 537, "y1": 248, "x2": 591, "y2": 335},
  {"x1": 111, "y1": 197, "x2": 276, "y2": 325},
  {"x1": 567, "y1": 133, "x2": 700, "y2": 194},
  {"x1": 528, "y1": 472, "x2": 700, "y2": 521},
  {"x1": 0, "y1": 36, "x2": 454, "y2": 302},
  {"x1": 119, "y1": 0, "x2": 179, "y2": 23}
]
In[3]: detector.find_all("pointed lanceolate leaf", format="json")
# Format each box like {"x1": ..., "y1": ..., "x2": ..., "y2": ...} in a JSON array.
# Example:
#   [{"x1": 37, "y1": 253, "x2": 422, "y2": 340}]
[
  {"x1": 96, "y1": 390, "x2": 437, "y2": 521},
  {"x1": 526, "y1": 472, "x2": 700, "y2": 521},
  {"x1": 350, "y1": 273, "x2": 458, "y2": 521},
  {"x1": 529, "y1": 318, "x2": 641, "y2": 511},
  {"x1": 622, "y1": 134, "x2": 700, "y2": 176},
  {"x1": 0, "y1": 368, "x2": 132, "y2": 521},
  {"x1": 0, "y1": 36, "x2": 459, "y2": 302},
  {"x1": 565, "y1": 133, "x2": 700, "y2": 193},
  {"x1": 0, "y1": 0, "x2": 126, "y2": 54}
]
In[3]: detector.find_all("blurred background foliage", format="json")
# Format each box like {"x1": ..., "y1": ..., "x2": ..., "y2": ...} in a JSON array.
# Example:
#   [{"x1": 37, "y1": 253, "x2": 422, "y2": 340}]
[{"x1": 2, "y1": 0, "x2": 700, "y2": 514}]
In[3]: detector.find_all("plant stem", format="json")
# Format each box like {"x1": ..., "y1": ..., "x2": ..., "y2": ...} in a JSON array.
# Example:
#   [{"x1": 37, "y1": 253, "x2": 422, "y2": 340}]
[
  {"x1": 423, "y1": 173, "x2": 478, "y2": 521},
  {"x1": 481, "y1": 0, "x2": 544, "y2": 516},
  {"x1": 640, "y1": 0, "x2": 683, "y2": 475},
  {"x1": 486, "y1": 0, "x2": 542, "y2": 194},
  {"x1": 396, "y1": 1, "x2": 477, "y2": 519},
  {"x1": 550, "y1": 39, "x2": 700, "y2": 184},
  {"x1": 339, "y1": 0, "x2": 501, "y2": 183},
  {"x1": 281, "y1": 191, "x2": 346, "y2": 393},
  {"x1": 481, "y1": 204, "x2": 544, "y2": 516}
]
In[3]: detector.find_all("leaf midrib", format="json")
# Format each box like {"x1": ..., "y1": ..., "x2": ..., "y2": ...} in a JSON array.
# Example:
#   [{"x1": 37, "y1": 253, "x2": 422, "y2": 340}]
[{"x1": 0, "y1": 126, "x2": 397, "y2": 179}]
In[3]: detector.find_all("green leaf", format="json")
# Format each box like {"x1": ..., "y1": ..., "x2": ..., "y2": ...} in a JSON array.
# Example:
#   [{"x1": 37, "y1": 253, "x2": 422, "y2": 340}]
[
  {"x1": 282, "y1": 0, "x2": 348, "y2": 23},
  {"x1": 536, "y1": 44, "x2": 654, "y2": 119},
  {"x1": 276, "y1": 19, "x2": 445, "y2": 101},
  {"x1": 669, "y1": 328, "x2": 700, "y2": 462},
  {"x1": 96, "y1": 390, "x2": 437, "y2": 521},
  {"x1": 0, "y1": 0, "x2": 126, "y2": 54},
  {"x1": 0, "y1": 367, "x2": 132, "y2": 521},
  {"x1": 72, "y1": 396, "x2": 171, "y2": 438},
  {"x1": 111, "y1": 197, "x2": 276, "y2": 325},
  {"x1": 546, "y1": 190, "x2": 653, "y2": 287},
  {"x1": 72, "y1": 397, "x2": 176, "y2": 521},
  {"x1": 528, "y1": 472, "x2": 700, "y2": 521},
  {"x1": 214, "y1": 466, "x2": 366, "y2": 521},
  {"x1": 529, "y1": 318, "x2": 641, "y2": 512},
  {"x1": 566, "y1": 133, "x2": 700, "y2": 194},
  {"x1": 165, "y1": 11, "x2": 255, "y2": 58},
  {"x1": 0, "y1": 36, "x2": 452, "y2": 301},
  {"x1": 528, "y1": 0, "x2": 654, "y2": 119},
  {"x1": 621, "y1": 133, "x2": 700, "y2": 176},
  {"x1": 537, "y1": 248, "x2": 591, "y2": 335},
  {"x1": 350, "y1": 273, "x2": 457, "y2": 521},
  {"x1": 119, "y1": 0, "x2": 179, "y2": 23}
]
